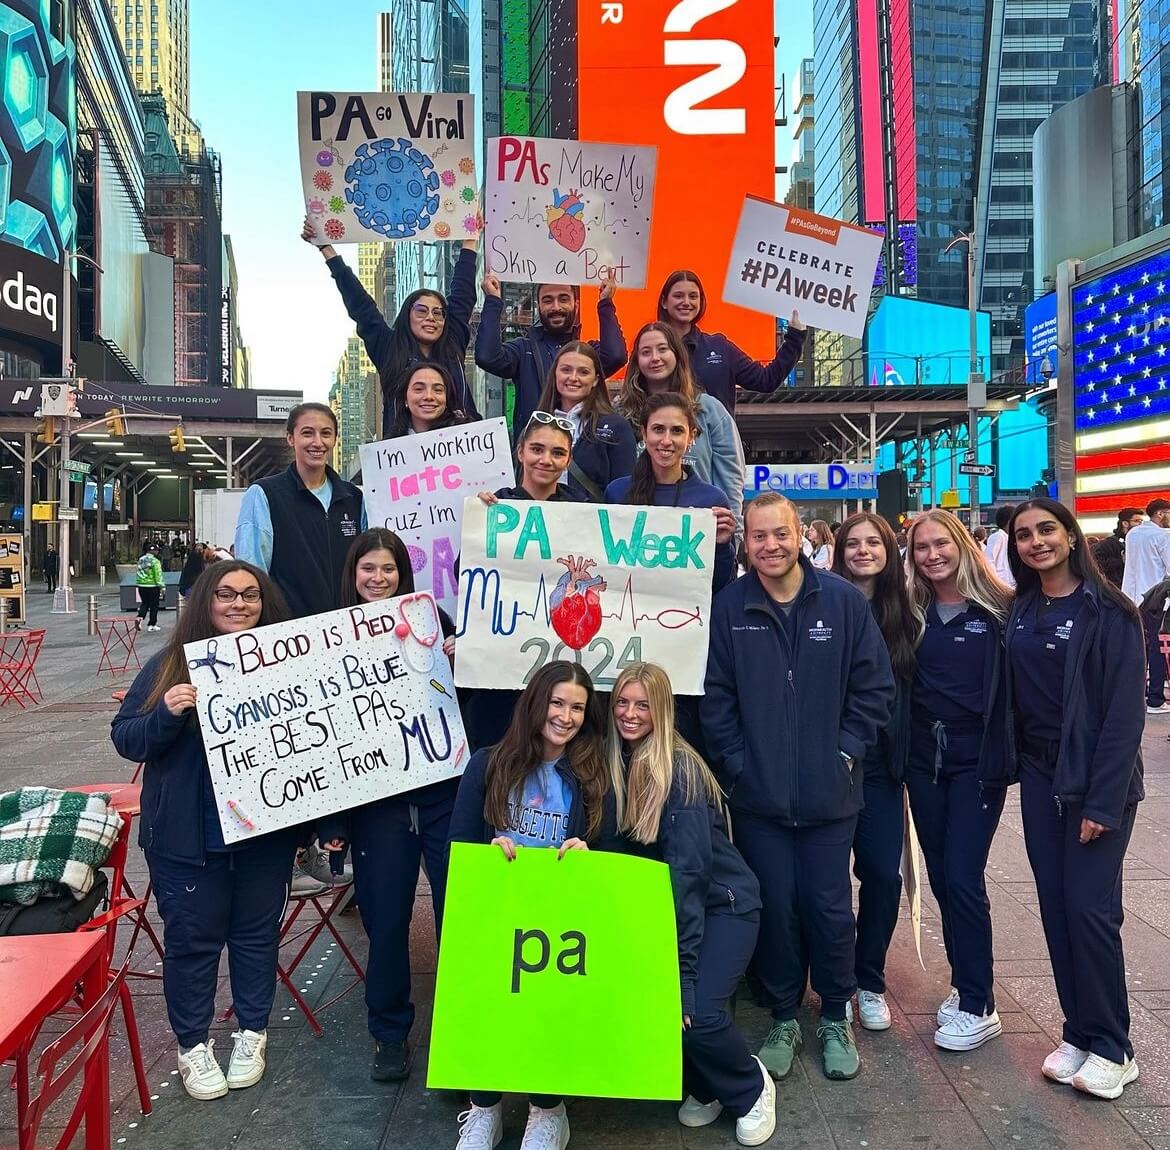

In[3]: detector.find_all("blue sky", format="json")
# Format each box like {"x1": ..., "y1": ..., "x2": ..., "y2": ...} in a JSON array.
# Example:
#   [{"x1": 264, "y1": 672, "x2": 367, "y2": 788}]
[{"x1": 189, "y1": 2, "x2": 813, "y2": 402}]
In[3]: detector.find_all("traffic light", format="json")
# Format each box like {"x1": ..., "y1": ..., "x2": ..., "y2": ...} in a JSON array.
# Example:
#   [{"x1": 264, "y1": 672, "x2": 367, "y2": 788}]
[
  {"x1": 105, "y1": 407, "x2": 126, "y2": 436},
  {"x1": 169, "y1": 425, "x2": 186, "y2": 453},
  {"x1": 37, "y1": 417, "x2": 56, "y2": 445}
]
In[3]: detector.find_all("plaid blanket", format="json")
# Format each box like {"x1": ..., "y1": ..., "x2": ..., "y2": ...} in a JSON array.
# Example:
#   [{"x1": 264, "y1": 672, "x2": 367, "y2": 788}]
[{"x1": 0, "y1": 788, "x2": 122, "y2": 905}]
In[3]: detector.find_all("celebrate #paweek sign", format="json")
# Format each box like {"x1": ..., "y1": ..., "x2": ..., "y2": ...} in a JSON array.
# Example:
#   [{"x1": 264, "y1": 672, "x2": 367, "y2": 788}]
[{"x1": 183, "y1": 592, "x2": 468, "y2": 843}]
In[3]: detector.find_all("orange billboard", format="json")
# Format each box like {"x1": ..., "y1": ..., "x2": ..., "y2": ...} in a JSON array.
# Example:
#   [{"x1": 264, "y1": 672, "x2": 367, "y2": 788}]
[{"x1": 578, "y1": 0, "x2": 776, "y2": 359}]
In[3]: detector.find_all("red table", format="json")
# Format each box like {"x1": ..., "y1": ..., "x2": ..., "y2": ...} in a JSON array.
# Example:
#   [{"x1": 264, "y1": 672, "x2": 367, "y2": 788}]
[
  {"x1": 0, "y1": 932, "x2": 110, "y2": 1150},
  {"x1": 95, "y1": 617, "x2": 140, "y2": 676}
]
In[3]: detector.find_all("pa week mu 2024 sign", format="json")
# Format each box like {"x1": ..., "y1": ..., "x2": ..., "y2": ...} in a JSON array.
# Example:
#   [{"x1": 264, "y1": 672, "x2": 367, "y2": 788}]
[
  {"x1": 183, "y1": 592, "x2": 468, "y2": 844},
  {"x1": 298, "y1": 90, "x2": 478, "y2": 244},
  {"x1": 454, "y1": 499, "x2": 715, "y2": 695},
  {"x1": 722, "y1": 195, "x2": 883, "y2": 339},
  {"x1": 485, "y1": 136, "x2": 656, "y2": 287},
  {"x1": 359, "y1": 419, "x2": 515, "y2": 620}
]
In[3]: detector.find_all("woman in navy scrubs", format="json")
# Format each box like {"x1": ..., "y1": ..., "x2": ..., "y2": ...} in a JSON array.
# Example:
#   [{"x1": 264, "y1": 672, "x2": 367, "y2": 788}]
[
  {"x1": 1006, "y1": 498, "x2": 1144, "y2": 1099},
  {"x1": 905, "y1": 510, "x2": 1013, "y2": 1053}
]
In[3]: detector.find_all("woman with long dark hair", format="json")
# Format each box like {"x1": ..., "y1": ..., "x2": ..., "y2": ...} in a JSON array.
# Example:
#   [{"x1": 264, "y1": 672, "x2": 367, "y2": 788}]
[
  {"x1": 389, "y1": 361, "x2": 471, "y2": 438},
  {"x1": 314, "y1": 528, "x2": 458, "y2": 1083},
  {"x1": 905, "y1": 510, "x2": 1013, "y2": 1053},
  {"x1": 831, "y1": 513, "x2": 915, "y2": 1032},
  {"x1": 601, "y1": 663, "x2": 774, "y2": 1146},
  {"x1": 447, "y1": 661, "x2": 608, "y2": 1150},
  {"x1": 111, "y1": 561, "x2": 296, "y2": 1101},
  {"x1": 657, "y1": 269, "x2": 806, "y2": 414},
  {"x1": 303, "y1": 216, "x2": 481, "y2": 433},
  {"x1": 534, "y1": 340, "x2": 635, "y2": 501},
  {"x1": 1005, "y1": 498, "x2": 1144, "y2": 1098}
]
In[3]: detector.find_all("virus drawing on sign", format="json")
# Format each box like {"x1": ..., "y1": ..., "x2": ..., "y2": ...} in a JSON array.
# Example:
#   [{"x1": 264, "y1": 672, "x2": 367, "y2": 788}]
[
  {"x1": 545, "y1": 189, "x2": 587, "y2": 253},
  {"x1": 312, "y1": 169, "x2": 333, "y2": 191},
  {"x1": 345, "y1": 137, "x2": 442, "y2": 239},
  {"x1": 328, "y1": 195, "x2": 346, "y2": 213},
  {"x1": 324, "y1": 218, "x2": 346, "y2": 241},
  {"x1": 549, "y1": 555, "x2": 607, "y2": 650}
]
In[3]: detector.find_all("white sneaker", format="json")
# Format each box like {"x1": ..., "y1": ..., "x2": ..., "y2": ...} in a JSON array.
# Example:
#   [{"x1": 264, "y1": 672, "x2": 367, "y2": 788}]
[
  {"x1": 678, "y1": 1095, "x2": 723, "y2": 1127},
  {"x1": 934, "y1": 1008, "x2": 1002, "y2": 1051},
  {"x1": 177, "y1": 1040, "x2": 228, "y2": 1100},
  {"x1": 1042, "y1": 1041, "x2": 1089, "y2": 1084},
  {"x1": 736, "y1": 1056, "x2": 777, "y2": 1147},
  {"x1": 147, "y1": 624, "x2": 161, "y2": 632},
  {"x1": 936, "y1": 988, "x2": 961, "y2": 1027},
  {"x1": 858, "y1": 990, "x2": 892, "y2": 1031},
  {"x1": 1147, "y1": 703, "x2": 1168, "y2": 714},
  {"x1": 226, "y1": 1028, "x2": 267, "y2": 1089},
  {"x1": 455, "y1": 1103, "x2": 503, "y2": 1150},
  {"x1": 1071, "y1": 1053, "x2": 1140, "y2": 1099},
  {"x1": 519, "y1": 1102, "x2": 570, "y2": 1150}
]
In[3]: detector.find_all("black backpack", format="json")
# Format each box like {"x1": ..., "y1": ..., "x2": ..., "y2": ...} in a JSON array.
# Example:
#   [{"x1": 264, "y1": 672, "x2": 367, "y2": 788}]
[{"x1": 0, "y1": 872, "x2": 109, "y2": 936}]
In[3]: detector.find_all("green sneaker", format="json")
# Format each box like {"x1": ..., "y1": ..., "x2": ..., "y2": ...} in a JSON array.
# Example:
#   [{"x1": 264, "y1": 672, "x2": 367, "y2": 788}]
[
  {"x1": 758, "y1": 1019, "x2": 803, "y2": 1079},
  {"x1": 818, "y1": 1019, "x2": 860, "y2": 1080}
]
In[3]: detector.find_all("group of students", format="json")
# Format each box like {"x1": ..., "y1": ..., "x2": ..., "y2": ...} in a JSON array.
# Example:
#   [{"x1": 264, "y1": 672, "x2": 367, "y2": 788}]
[{"x1": 109, "y1": 250, "x2": 1146, "y2": 1150}]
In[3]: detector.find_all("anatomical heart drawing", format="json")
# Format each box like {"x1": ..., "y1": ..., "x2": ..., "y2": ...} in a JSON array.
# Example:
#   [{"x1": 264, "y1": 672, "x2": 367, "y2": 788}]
[{"x1": 548, "y1": 555, "x2": 606, "y2": 650}]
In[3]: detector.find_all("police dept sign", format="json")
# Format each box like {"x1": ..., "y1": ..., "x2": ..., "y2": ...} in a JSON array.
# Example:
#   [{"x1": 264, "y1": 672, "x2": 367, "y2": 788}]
[{"x1": 747, "y1": 463, "x2": 878, "y2": 500}]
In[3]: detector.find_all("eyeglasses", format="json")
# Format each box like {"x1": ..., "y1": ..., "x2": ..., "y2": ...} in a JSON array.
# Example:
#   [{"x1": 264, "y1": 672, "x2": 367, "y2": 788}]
[
  {"x1": 214, "y1": 587, "x2": 263, "y2": 604},
  {"x1": 526, "y1": 411, "x2": 574, "y2": 433},
  {"x1": 411, "y1": 303, "x2": 446, "y2": 320}
]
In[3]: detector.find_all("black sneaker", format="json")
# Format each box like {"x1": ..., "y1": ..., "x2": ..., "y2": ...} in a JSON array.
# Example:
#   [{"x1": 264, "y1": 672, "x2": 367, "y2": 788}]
[{"x1": 371, "y1": 1040, "x2": 409, "y2": 1082}]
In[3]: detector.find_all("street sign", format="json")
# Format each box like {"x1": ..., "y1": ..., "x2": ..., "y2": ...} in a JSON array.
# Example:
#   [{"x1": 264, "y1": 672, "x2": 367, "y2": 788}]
[
  {"x1": 107, "y1": 524, "x2": 129, "y2": 532},
  {"x1": 963, "y1": 450, "x2": 977, "y2": 463},
  {"x1": 959, "y1": 463, "x2": 996, "y2": 477},
  {"x1": 58, "y1": 507, "x2": 79, "y2": 521},
  {"x1": 907, "y1": 481, "x2": 930, "y2": 490},
  {"x1": 62, "y1": 459, "x2": 92, "y2": 476}
]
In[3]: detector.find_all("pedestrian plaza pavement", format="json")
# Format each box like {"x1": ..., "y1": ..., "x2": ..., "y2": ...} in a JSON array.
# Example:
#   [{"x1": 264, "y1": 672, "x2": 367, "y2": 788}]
[{"x1": 3, "y1": 580, "x2": 1170, "y2": 1148}]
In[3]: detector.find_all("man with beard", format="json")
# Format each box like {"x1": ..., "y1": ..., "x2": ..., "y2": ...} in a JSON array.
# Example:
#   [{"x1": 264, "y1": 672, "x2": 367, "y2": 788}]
[{"x1": 475, "y1": 273, "x2": 628, "y2": 443}]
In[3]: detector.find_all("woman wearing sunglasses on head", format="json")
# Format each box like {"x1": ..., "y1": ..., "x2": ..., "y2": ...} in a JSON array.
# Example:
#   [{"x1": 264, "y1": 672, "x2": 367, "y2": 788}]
[
  {"x1": 1005, "y1": 498, "x2": 1144, "y2": 1099},
  {"x1": 303, "y1": 216, "x2": 481, "y2": 434}
]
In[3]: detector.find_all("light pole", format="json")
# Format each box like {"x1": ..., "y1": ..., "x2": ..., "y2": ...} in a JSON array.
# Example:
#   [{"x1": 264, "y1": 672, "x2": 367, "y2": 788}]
[
  {"x1": 944, "y1": 219, "x2": 985, "y2": 531},
  {"x1": 53, "y1": 248, "x2": 104, "y2": 614}
]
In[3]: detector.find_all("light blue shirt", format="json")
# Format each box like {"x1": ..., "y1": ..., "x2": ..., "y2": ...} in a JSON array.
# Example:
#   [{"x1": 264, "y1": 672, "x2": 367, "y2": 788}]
[
  {"x1": 499, "y1": 760, "x2": 573, "y2": 849},
  {"x1": 233, "y1": 477, "x2": 366, "y2": 572}
]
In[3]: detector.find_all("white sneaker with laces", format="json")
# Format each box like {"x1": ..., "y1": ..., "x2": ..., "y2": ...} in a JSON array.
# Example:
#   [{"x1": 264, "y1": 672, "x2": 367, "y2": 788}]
[
  {"x1": 934, "y1": 1008, "x2": 1002, "y2": 1051},
  {"x1": 1071, "y1": 1053, "x2": 1139, "y2": 1099},
  {"x1": 936, "y1": 988, "x2": 961, "y2": 1027},
  {"x1": 736, "y1": 1056, "x2": 777, "y2": 1147},
  {"x1": 226, "y1": 1028, "x2": 267, "y2": 1089},
  {"x1": 1042, "y1": 1041, "x2": 1089, "y2": 1083},
  {"x1": 678, "y1": 1095, "x2": 723, "y2": 1127},
  {"x1": 519, "y1": 1102, "x2": 570, "y2": 1150},
  {"x1": 455, "y1": 1103, "x2": 503, "y2": 1150},
  {"x1": 858, "y1": 990, "x2": 892, "y2": 1031},
  {"x1": 177, "y1": 1040, "x2": 228, "y2": 1100}
]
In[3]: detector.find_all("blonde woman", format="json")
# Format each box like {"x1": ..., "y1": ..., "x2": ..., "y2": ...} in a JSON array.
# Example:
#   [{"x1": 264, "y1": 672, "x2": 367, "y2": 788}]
[
  {"x1": 809, "y1": 520, "x2": 834, "y2": 569},
  {"x1": 905, "y1": 510, "x2": 1013, "y2": 1054},
  {"x1": 603, "y1": 663, "x2": 774, "y2": 1146}
]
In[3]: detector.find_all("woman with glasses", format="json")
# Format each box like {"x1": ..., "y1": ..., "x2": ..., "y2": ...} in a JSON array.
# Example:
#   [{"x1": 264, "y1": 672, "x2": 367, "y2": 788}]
[
  {"x1": 389, "y1": 362, "x2": 471, "y2": 438},
  {"x1": 111, "y1": 561, "x2": 298, "y2": 1102},
  {"x1": 303, "y1": 216, "x2": 481, "y2": 434},
  {"x1": 535, "y1": 340, "x2": 636, "y2": 501}
]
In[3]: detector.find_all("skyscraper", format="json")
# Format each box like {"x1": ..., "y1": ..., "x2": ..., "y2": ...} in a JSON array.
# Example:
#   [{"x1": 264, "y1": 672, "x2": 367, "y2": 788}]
[
  {"x1": 1124, "y1": 0, "x2": 1170, "y2": 232},
  {"x1": 110, "y1": 0, "x2": 196, "y2": 145}
]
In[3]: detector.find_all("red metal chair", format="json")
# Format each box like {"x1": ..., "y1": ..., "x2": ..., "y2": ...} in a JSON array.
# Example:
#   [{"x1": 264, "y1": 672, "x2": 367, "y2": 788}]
[
  {"x1": 0, "y1": 628, "x2": 45, "y2": 708},
  {"x1": 19, "y1": 962, "x2": 126, "y2": 1150}
]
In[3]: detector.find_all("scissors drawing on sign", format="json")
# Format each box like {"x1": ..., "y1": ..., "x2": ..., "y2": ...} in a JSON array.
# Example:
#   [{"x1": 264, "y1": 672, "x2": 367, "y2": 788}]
[{"x1": 187, "y1": 639, "x2": 234, "y2": 683}]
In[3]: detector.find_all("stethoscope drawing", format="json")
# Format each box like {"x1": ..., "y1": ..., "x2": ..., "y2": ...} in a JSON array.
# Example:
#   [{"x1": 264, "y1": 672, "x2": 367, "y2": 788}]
[
  {"x1": 393, "y1": 595, "x2": 438, "y2": 674},
  {"x1": 187, "y1": 639, "x2": 234, "y2": 682}
]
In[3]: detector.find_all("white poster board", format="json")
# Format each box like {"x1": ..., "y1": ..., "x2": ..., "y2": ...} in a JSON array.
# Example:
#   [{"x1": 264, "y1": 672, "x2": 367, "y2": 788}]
[
  {"x1": 184, "y1": 593, "x2": 468, "y2": 843},
  {"x1": 359, "y1": 419, "x2": 515, "y2": 618},
  {"x1": 485, "y1": 136, "x2": 656, "y2": 287},
  {"x1": 455, "y1": 500, "x2": 715, "y2": 694},
  {"x1": 722, "y1": 196, "x2": 883, "y2": 338},
  {"x1": 298, "y1": 91, "x2": 478, "y2": 244}
]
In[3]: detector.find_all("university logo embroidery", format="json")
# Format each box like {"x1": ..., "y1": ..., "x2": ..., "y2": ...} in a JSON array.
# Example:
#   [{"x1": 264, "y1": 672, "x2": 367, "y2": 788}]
[
  {"x1": 340, "y1": 513, "x2": 357, "y2": 537},
  {"x1": 964, "y1": 619, "x2": 988, "y2": 635},
  {"x1": 1055, "y1": 619, "x2": 1074, "y2": 641},
  {"x1": 808, "y1": 618, "x2": 833, "y2": 642}
]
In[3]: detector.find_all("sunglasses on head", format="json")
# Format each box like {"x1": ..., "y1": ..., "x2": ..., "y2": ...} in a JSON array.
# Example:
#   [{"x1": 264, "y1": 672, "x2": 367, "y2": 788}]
[{"x1": 526, "y1": 411, "x2": 574, "y2": 433}]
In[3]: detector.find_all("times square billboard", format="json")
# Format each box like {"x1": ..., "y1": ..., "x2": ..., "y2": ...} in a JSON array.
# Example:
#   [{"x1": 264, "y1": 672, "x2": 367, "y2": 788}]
[
  {"x1": 511, "y1": 1, "x2": 776, "y2": 357},
  {"x1": 0, "y1": 0, "x2": 76, "y2": 362}
]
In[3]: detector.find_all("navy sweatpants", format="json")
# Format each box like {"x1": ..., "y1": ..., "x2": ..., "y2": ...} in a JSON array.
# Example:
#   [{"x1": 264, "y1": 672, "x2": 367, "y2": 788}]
[
  {"x1": 146, "y1": 835, "x2": 297, "y2": 1049},
  {"x1": 684, "y1": 911, "x2": 765, "y2": 1118},
  {"x1": 1143, "y1": 610, "x2": 1166, "y2": 708},
  {"x1": 905, "y1": 752, "x2": 1004, "y2": 1017},
  {"x1": 1019, "y1": 755, "x2": 1136, "y2": 1064},
  {"x1": 734, "y1": 812, "x2": 857, "y2": 1022},
  {"x1": 349, "y1": 793, "x2": 453, "y2": 1044},
  {"x1": 853, "y1": 769, "x2": 905, "y2": 995}
]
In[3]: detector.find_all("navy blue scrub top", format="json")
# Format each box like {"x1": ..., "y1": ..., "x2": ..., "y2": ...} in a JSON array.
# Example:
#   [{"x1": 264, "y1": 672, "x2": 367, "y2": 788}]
[
  {"x1": 912, "y1": 600, "x2": 990, "y2": 725},
  {"x1": 1010, "y1": 583, "x2": 1085, "y2": 744}
]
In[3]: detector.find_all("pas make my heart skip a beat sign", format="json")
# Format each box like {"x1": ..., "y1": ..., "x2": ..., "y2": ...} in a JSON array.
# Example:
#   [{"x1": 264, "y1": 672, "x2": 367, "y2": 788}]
[
  {"x1": 359, "y1": 419, "x2": 515, "y2": 621},
  {"x1": 454, "y1": 499, "x2": 716, "y2": 694},
  {"x1": 429, "y1": 844, "x2": 682, "y2": 1100},
  {"x1": 183, "y1": 592, "x2": 468, "y2": 843}
]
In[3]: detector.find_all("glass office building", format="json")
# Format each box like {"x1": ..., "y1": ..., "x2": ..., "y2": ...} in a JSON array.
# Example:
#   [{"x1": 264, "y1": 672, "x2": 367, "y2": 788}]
[{"x1": 1126, "y1": 0, "x2": 1170, "y2": 232}]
